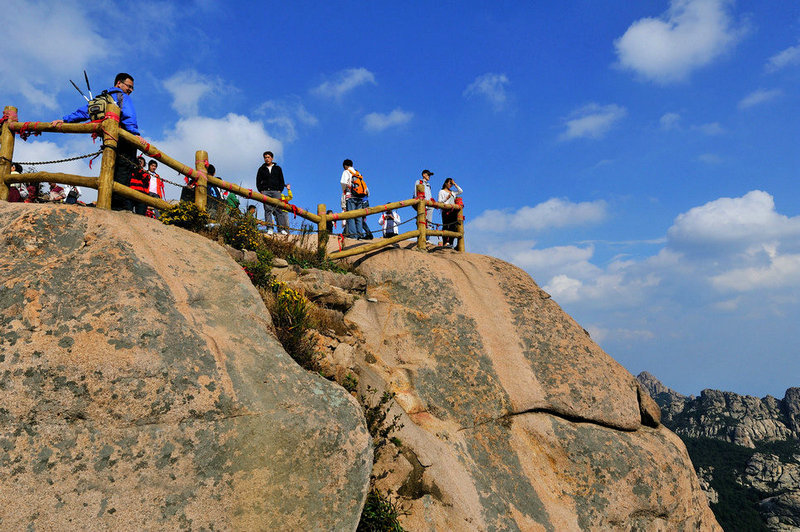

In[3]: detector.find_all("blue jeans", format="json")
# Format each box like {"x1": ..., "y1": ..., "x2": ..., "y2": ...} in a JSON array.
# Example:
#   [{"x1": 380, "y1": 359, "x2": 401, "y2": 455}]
[{"x1": 346, "y1": 196, "x2": 366, "y2": 237}]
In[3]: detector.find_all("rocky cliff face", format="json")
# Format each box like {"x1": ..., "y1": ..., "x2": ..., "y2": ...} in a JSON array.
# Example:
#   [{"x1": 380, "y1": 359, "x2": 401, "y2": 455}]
[
  {"x1": 640, "y1": 373, "x2": 800, "y2": 448},
  {"x1": 0, "y1": 201, "x2": 720, "y2": 530},
  {"x1": 317, "y1": 249, "x2": 719, "y2": 530},
  {"x1": 637, "y1": 372, "x2": 800, "y2": 530},
  {"x1": 0, "y1": 203, "x2": 372, "y2": 530}
]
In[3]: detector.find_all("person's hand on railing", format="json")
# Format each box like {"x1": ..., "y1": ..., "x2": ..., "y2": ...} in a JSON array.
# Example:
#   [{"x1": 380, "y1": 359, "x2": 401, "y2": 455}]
[{"x1": 51, "y1": 119, "x2": 64, "y2": 127}]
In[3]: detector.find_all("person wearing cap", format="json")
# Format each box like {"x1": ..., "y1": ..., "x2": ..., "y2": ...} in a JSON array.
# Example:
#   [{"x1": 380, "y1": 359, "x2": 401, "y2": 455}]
[{"x1": 415, "y1": 169, "x2": 435, "y2": 244}]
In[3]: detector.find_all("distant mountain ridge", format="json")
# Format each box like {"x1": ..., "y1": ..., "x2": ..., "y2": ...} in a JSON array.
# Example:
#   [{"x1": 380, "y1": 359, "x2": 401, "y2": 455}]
[
  {"x1": 637, "y1": 371, "x2": 800, "y2": 448},
  {"x1": 637, "y1": 371, "x2": 800, "y2": 531}
]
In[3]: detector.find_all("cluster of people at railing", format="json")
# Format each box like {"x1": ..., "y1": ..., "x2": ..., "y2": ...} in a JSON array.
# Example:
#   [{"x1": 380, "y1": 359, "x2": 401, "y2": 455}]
[
  {"x1": 5, "y1": 163, "x2": 81, "y2": 204},
  {"x1": 10, "y1": 71, "x2": 465, "y2": 246}
]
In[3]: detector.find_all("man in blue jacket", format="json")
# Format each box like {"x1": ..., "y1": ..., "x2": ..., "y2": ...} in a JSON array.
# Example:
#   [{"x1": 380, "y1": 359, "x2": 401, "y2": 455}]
[{"x1": 54, "y1": 73, "x2": 139, "y2": 210}]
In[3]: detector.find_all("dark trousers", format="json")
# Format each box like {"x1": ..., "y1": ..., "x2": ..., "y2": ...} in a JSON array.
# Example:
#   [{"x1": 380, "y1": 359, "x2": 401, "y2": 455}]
[
  {"x1": 112, "y1": 139, "x2": 136, "y2": 211},
  {"x1": 442, "y1": 209, "x2": 458, "y2": 246}
]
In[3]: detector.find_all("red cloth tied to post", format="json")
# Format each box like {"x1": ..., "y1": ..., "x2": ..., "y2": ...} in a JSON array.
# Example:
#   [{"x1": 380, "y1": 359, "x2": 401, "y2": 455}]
[
  {"x1": 88, "y1": 152, "x2": 102, "y2": 169},
  {"x1": 338, "y1": 233, "x2": 345, "y2": 251},
  {"x1": 0, "y1": 109, "x2": 18, "y2": 125},
  {"x1": 17, "y1": 122, "x2": 43, "y2": 141}
]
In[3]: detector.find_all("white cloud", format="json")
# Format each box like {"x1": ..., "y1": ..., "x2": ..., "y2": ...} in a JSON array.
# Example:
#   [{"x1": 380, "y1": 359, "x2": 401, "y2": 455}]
[
  {"x1": 362, "y1": 108, "x2": 413, "y2": 132},
  {"x1": 737, "y1": 88, "x2": 782, "y2": 110},
  {"x1": 0, "y1": 0, "x2": 111, "y2": 110},
  {"x1": 311, "y1": 68, "x2": 376, "y2": 99},
  {"x1": 504, "y1": 246, "x2": 596, "y2": 274},
  {"x1": 152, "y1": 113, "x2": 282, "y2": 200},
  {"x1": 560, "y1": 104, "x2": 627, "y2": 141},
  {"x1": 614, "y1": 0, "x2": 744, "y2": 83},
  {"x1": 765, "y1": 42, "x2": 800, "y2": 73},
  {"x1": 469, "y1": 197, "x2": 608, "y2": 232},
  {"x1": 545, "y1": 274, "x2": 584, "y2": 303},
  {"x1": 712, "y1": 297, "x2": 741, "y2": 311},
  {"x1": 473, "y1": 191, "x2": 800, "y2": 312},
  {"x1": 256, "y1": 97, "x2": 318, "y2": 142},
  {"x1": 463, "y1": 73, "x2": 510, "y2": 111},
  {"x1": 163, "y1": 70, "x2": 226, "y2": 117},
  {"x1": 692, "y1": 122, "x2": 725, "y2": 135},
  {"x1": 660, "y1": 112, "x2": 681, "y2": 130},
  {"x1": 667, "y1": 190, "x2": 800, "y2": 252},
  {"x1": 542, "y1": 267, "x2": 660, "y2": 305},
  {"x1": 711, "y1": 252, "x2": 800, "y2": 292}
]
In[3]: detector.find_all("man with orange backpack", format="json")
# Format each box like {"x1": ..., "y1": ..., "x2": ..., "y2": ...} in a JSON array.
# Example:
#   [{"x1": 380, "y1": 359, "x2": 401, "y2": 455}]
[{"x1": 340, "y1": 159, "x2": 368, "y2": 239}]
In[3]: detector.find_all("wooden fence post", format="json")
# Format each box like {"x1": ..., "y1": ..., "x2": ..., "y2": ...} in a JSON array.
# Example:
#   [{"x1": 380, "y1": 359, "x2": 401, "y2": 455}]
[
  {"x1": 0, "y1": 106, "x2": 17, "y2": 201},
  {"x1": 194, "y1": 150, "x2": 208, "y2": 211},
  {"x1": 317, "y1": 203, "x2": 328, "y2": 256},
  {"x1": 416, "y1": 183, "x2": 427, "y2": 250},
  {"x1": 456, "y1": 205, "x2": 465, "y2": 252},
  {"x1": 96, "y1": 103, "x2": 120, "y2": 209}
]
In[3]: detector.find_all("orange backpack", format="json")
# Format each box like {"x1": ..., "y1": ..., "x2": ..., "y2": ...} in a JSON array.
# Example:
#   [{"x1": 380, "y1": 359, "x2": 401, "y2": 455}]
[{"x1": 350, "y1": 171, "x2": 368, "y2": 197}]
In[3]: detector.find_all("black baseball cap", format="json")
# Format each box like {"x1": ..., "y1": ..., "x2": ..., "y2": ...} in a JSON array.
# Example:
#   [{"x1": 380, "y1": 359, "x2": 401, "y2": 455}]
[{"x1": 421, "y1": 169, "x2": 434, "y2": 176}]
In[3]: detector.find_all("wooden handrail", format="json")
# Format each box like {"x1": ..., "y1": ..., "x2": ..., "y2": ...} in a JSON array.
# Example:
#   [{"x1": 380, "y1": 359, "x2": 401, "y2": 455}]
[
  {"x1": 328, "y1": 229, "x2": 421, "y2": 260},
  {"x1": 8, "y1": 121, "x2": 102, "y2": 135},
  {"x1": 1, "y1": 104, "x2": 466, "y2": 259},
  {"x1": 5, "y1": 172, "x2": 99, "y2": 188}
]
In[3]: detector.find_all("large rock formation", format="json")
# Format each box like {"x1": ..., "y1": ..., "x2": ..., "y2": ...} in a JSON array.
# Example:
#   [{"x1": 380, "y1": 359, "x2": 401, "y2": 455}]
[
  {"x1": 320, "y1": 248, "x2": 719, "y2": 530},
  {"x1": 637, "y1": 372, "x2": 800, "y2": 530},
  {"x1": 639, "y1": 374, "x2": 800, "y2": 448},
  {"x1": 0, "y1": 203, "x2": 372, "y2": 530}
]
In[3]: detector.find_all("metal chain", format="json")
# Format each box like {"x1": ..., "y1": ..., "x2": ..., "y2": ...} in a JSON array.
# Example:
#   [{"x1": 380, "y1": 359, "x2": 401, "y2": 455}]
[{"x1": 0, "y1": 150, "x2": 102, "y2": 166}]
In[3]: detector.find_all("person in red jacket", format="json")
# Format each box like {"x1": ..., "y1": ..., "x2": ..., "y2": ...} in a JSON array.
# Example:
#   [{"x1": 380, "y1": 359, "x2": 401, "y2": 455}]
[
  {"x1": 145, "y1": 159, "x2": 165, "y2": 218},
  {"x1": 129, "y1": 156, "x2": 150, "y2": 215}
]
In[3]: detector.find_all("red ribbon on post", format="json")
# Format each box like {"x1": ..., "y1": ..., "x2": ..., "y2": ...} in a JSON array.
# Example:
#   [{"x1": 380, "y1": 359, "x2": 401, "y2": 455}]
[
  {"x1": 17, "y1": 122, "x2": 42, "y2": 142},
  {"x1": 0, "y1": 109, "x2": 18, "y2": 124}
]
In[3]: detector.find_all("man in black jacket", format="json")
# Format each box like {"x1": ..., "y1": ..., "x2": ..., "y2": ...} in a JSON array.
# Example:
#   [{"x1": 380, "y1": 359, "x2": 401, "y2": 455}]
[{"x1": 256, "y1": 151, "x2": 289, "y2": 235}]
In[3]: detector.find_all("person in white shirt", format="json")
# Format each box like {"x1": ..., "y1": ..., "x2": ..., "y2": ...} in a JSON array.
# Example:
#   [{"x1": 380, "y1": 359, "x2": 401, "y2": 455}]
[
  {"x1": 340, "y1": 159, "x2": 368, "y2": 239},
  {"x1": 379, "y1": 209, "x2": 401, "y2": 238},
  {"x1": 437, "y1": 178, "x2": 463, "y2": 248}
]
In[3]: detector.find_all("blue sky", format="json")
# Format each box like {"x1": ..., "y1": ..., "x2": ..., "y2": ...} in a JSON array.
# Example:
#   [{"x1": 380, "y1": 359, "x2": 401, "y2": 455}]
[{"x1": 3, "y1": 0, "x2": 799, "y2": 398}]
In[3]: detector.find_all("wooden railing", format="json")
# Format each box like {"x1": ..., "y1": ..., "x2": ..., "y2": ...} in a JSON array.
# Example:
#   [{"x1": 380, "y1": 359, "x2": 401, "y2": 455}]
[{"x1": 0, "y1": 104, "x2": 464, "y2": 258}]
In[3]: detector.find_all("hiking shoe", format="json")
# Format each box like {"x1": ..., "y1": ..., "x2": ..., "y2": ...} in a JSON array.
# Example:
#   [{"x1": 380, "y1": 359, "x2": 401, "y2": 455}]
[
  {"x1": 267, "y1": 229, "x2": 274, "y2": 235},
  {"x1": 279, "y1": 230, "x2": 288, "y2": 235}
]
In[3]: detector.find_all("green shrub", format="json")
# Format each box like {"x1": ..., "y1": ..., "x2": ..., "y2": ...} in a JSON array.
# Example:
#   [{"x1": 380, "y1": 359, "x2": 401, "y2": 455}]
[
  {"x1": 242, "y1": 249, "x2": 273, "y2": 288},
  {"x1": 357, "y1": 490, "x2": 405, "y2": 532},
  {"x1": 342, "y1": 373, "x2": 358, "y2": 394},
  {"x1": 357, "y1": 388, "x2": 407, "y2": 531},
  {"x1": 219, "y1": 209, "x2": 264, "y2": 251},
  {"x1": 264, "y1": 280, "x2": 319, "y2": 372},
  {"x1": 160, "y1": 201, "x2": 209, "y2": 231}
]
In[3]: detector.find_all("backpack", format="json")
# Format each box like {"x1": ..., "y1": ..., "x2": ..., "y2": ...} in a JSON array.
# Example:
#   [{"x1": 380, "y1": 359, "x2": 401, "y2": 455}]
[
  {"x1": 87, "y1": 90, "x2": 124, "y2": 121},
  {"x1": 350, "y1": 172, "x2": 368, "y2": 197}
]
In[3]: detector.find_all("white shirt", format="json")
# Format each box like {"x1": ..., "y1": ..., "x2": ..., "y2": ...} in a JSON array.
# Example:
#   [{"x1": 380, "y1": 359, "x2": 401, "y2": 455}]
[
  {"x1": 415, "y1": 179, "x2": 432, "y2": 201},
  {"x1": 341, "y1": 168, "x2": 354, "y2": 199},
  {"x1": 379, "y1": 211, "x2": 401, "y2": 234},
  {"x1": 438, "y1": 184, "x2": 463, "y2": 205}
]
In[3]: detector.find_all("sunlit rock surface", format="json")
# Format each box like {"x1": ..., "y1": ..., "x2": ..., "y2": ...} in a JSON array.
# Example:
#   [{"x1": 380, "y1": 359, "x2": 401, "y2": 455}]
[{"x1": 0, "y1": 203, "x2": 372, "y2": 530}]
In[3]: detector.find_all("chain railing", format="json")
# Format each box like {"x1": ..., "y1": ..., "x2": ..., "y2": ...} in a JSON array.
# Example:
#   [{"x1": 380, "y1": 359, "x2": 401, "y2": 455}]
[{"x1": 0, "y1": 104, "x2": 465, "y2": 258}]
